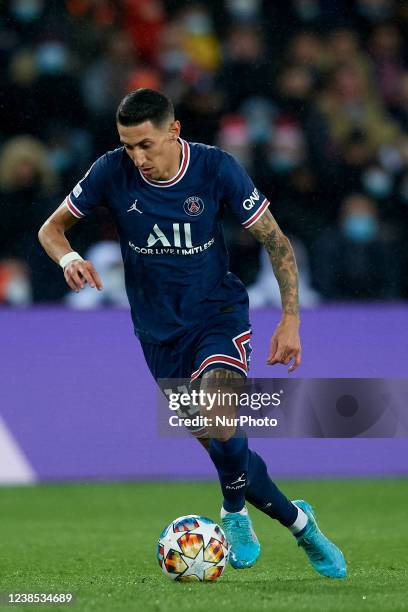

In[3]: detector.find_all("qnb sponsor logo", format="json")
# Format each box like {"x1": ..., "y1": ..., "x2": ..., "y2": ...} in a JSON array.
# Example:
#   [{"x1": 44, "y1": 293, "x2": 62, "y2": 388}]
[
  {"x1": 242, "y1": 188, "x2": 260, "y2": 211},
  {"x1": 129, "y1": 223, "x2": 215, "y2": 255}
]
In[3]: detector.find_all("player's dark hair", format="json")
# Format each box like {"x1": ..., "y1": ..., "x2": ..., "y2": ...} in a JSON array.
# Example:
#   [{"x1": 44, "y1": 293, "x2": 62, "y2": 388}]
[{"x1": 116, "y1": 89, "x2": 174, "y2": 127}]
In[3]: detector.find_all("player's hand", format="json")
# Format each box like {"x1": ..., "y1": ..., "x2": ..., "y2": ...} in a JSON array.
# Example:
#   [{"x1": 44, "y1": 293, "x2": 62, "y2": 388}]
[
  {"x1": 267, "y1": 315, "x2": 301, "y2": 373},
  {"x1": 64, "y1": 259, "x2": 103, "y2": 292}
]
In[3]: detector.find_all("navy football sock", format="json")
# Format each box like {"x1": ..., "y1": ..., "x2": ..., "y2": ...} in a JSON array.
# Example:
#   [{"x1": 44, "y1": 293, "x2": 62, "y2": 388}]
[
  {"x1": 245, "y1": 450, "x2": 298, "y2": 527},
  {"x1": 209, "y1": 437, "x2": 249, "y2": 512}
]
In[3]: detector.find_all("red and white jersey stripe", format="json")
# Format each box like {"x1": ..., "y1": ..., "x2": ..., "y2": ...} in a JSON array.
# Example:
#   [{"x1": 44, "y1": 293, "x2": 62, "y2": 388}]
[
  {"x1": 190, "y1": 330, "x2": 251, "y2": 381},
  {"x1": 242, "y1": 198, "x2": 270, "y2": 229},
  {"x1": 65, "y1": 195, "x2": 85, "y2": 219}
]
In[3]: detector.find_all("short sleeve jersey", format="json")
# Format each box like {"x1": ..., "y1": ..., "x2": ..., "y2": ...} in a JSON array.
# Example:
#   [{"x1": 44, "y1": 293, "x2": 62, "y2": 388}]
[{"x1": 66, "y1": 140, "x2": 270, "y2": 343}]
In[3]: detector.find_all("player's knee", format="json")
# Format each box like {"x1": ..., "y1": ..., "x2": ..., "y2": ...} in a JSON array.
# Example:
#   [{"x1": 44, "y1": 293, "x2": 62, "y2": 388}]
[
  {"x1": 201, "y1": 367, "x2": 244, "y2": 384},
  {"x1": 214, "y1": 426, "x2": 237, "y2": 442},
  {"x1": 200, "y1": 367, "x2": 243, "y2": 441}
]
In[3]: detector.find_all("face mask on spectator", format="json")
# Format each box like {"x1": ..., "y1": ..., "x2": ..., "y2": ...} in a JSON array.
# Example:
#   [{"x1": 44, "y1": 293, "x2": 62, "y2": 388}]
[
  {"x1": 242, "y1": 98, "x2": 274, "y2": 144},
  {"x1": 6, "y1": 276, "x2": 31, "y2": 305},
  {"x1": 160, "y1": 50, "x2": 188, "y2": 73},
  {"x1": 294, "y1": 0, "x2": 320, "y2": 21},
  {"x1": 270, "y1": 154, "x2": 298, "y2": 173},
  {"x1": 342, "y1": 214, "x2": 378, "y2": 243},
  {"x1": 362, "y1": 168, "x2": 393, "y2": 199},
  {"x1": 48, "y1": 148, "x2": 73, "y2": 173},
  {"x1": 357, "y1": 0, "x2": 392, "y2": 22},
  {"x1": 226, "y1": 0, "x2": 261, "y2": 20},
  {"x1": 11, "y1": 0, "x2": 42, "y2": 22},
  {"x1": 36, "y1": 42, "x2": 69, "y2": 75},
  {"x1": 270, "y1": 120, "x2": 304, "y2": 173},
  {"x1": 184, "y1": 12, "x2": 212, "y2": 36}
]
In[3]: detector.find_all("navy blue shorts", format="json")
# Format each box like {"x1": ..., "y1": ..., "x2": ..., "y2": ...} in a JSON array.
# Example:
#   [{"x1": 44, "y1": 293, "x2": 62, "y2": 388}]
[{"x1": 141, "y1": 307, "x2": 252, "y2": 382}]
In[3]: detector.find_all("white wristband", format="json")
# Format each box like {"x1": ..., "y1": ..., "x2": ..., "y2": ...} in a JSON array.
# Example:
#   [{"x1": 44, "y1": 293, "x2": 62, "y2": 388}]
[{"x1": 59, "y1": 251, "x2": 83, "y2": 269}]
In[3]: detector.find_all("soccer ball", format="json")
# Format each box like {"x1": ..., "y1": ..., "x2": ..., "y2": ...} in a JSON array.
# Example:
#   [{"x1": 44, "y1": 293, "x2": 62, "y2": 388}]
[{"x1": 157, "y1": 515, "x2": 229, "y2": 582}]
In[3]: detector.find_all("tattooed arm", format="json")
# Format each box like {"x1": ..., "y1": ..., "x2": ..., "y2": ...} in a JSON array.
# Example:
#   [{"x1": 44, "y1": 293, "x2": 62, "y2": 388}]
[
  {"x1": 249, "y1": 209, "x2": 299, "y2": 317},
  {"x1": 248, "y1": 209, "x2": 301, "y2": 372}
]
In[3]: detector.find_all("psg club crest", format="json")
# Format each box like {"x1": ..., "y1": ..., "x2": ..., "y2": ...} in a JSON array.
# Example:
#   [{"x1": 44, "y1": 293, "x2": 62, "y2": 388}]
[{"x1": 184, "y1": 196, "x2": 204, "y2": 216}]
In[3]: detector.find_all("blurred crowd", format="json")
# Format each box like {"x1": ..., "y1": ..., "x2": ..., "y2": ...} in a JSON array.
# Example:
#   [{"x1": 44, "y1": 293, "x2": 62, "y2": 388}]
[{"x1": 0, "y1": 0, "x2": 407, "y2": 308}]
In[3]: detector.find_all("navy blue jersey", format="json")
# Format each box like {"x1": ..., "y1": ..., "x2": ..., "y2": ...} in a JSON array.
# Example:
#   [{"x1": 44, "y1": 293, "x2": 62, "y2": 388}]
[{"x1": 66, "y1": 140, "x2": 270, "y2": 344}]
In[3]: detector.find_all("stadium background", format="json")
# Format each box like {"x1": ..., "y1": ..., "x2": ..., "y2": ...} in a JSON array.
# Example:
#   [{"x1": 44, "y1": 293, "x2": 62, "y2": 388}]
[
  {"x1": 1, "y1": 0, "x2": 407, "y2": 483},
  {"x1": 0, "y1": 2, "x2": 407, "y2": 610}
]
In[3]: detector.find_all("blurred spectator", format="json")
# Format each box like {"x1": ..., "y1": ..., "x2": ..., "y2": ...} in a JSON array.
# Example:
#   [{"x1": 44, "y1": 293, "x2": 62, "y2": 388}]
[
  {"x1": 313, "y1": 193, "x2": 400, "y2": 299},
  {"x1": 0, "y1": 0, "x2": 406, "y2": 303},
  {"x1": 158, "y1": 20, "x2": 189, "y2": 86},
  {"x1": 389, "y1": 72, "x2": 408, "y2": 132},
  {"x1": 6, "y1": 0, "x2": 46, "y2": 42},
  {"x1": 286, "y1": 31, "x2": 326, "y2": 79},
  {"x1": 218, "y1": 25, "x2": 273, "y2": 112},
  {"x1": 225, "y1": 0, "x2": 262, "y2": 23},
  {"x1": 317, "y1": 63, "x2": 400, "y2": 157},
  {"x1": 368, "y1": 23, "x2": 406, "y2": 107},
  {"x1": 273, "y1": 64, "x2": 332, "y2": 179},
  {"x1": 216, "y1": 115, "x2": 252, "y2": 169},
  {"x1": 361, "y1": 163, "x2": 394, "y2": 201},
  {"x1": 325, "y1": 27, "x2": 373, "y2": 88},
  {"x1": 82, "y1": 30, "x2": 138, "y2": 151},
  {"x1": 264, "y1": 164, "x2": 329, "y2": 250},
  {"x1": 65, "y1": 0, "x2": 119, "y2": 26},
  {"x1": 240, "y1": 98, "x2": 275, "y2": 146},
  {"x1": 158, "y1": 4, "x2": 223, "y2": 142},
  {"x1": 33, "y1": 40, "x2": 88, "y2": 134},
  {"x1": 168, "y1": 6, "x2": 222, "y2": 142},
  {"x1": 0, "y1": 49, "x2": 41, "y2": 138},
  {"x1": 82, "y1": 31, "x2": 137, "y2": 118},
  {"x1": 0, "y1": 259, "x2": 32, "y2": 306},
  {"x1": 179, "y1": 3, "x2": 221, "y2": 73},
  {"x1": 45, "y1": 125, "x2": 93, "y2": 193},
  {"x1": 354, "y1": 0, "x2": 395, "y2": 31},
  {"x1": 248, "y1": 237, "x2": 320, "y2": 309},
  {"x1": 123, "y1": 0, "x2": 165, "y2": 65},
  {"x1": 0, "y1": 135, "x2": 68, "y2": 302},
  {"x1": 269, "y1": 117, "x2": 306, "y2": 175},
  {"x1": 9, "y1": 0, "x2": 45, "y2": 22},
  {"x1": 0, "y1": 136, "x2": 58, "y2": 259},
  {"x1": 175, "y1": 78, "x2": 224, "y2": 144}
]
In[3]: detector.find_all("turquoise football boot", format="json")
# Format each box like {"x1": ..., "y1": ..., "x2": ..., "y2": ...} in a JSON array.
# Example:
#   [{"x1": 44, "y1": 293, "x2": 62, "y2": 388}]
[
  {"x1": 221, "y1": 508, "x2": 261, "y2": 569},
  {"x1": 293, "y1": 500, "x2": 347, "y2": 579}
]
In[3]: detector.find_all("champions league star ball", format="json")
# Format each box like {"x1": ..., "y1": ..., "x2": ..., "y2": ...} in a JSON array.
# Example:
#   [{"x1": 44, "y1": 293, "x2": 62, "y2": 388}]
[{"x1": 157, "y1": 515, "x2": 229, "y2": 582}]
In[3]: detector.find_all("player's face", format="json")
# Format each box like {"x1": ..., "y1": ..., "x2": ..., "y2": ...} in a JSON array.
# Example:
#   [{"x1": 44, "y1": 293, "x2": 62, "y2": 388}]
[{"x1": 117, "y1": 119, "x2": 181, "y2": 181}]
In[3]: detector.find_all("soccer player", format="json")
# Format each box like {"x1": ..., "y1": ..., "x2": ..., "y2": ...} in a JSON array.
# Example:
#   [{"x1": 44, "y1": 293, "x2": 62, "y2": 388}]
[{"x1": 38, "y1": 89, "x2": 346, "y2": 578}]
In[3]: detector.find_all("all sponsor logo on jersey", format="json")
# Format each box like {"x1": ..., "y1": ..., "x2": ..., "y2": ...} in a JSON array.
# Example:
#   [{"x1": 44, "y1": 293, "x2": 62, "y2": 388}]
[
  {"x1": 242, "y1": 188, "x2": 260, "y2": 211},
  {"x1": 129, "y1": 223, "x2": 215, "y2": 256},
  {"x1": 183, "y1": 196, "x2": 204, "y2": 216}
]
